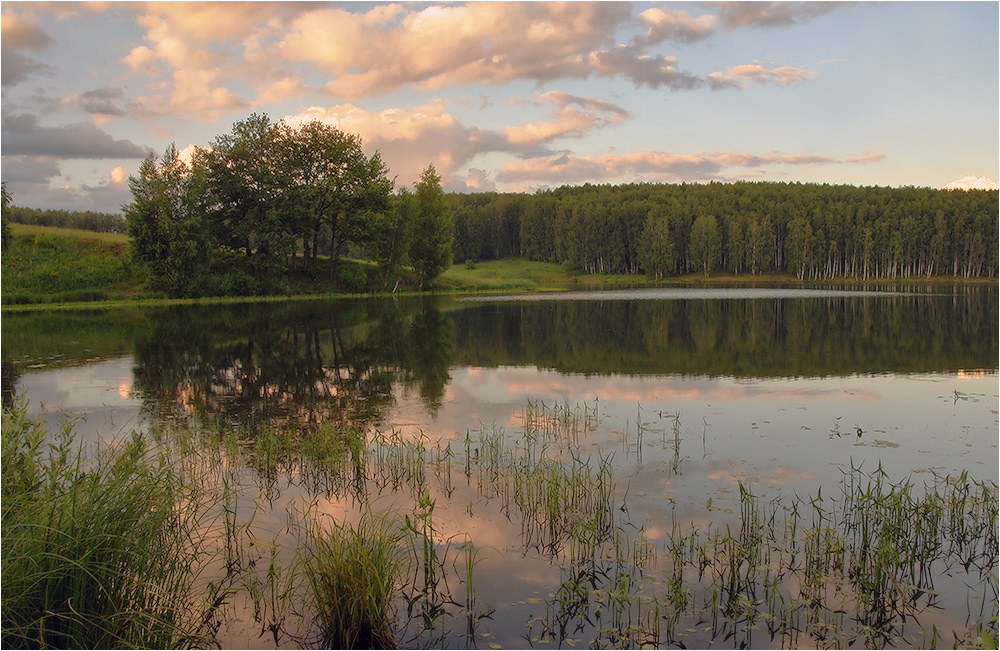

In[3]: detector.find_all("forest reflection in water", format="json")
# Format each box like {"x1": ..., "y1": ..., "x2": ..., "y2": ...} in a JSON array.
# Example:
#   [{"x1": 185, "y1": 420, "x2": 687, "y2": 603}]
[{"x1": 2, "y1": 286, "x2": 997, "y2": 648}]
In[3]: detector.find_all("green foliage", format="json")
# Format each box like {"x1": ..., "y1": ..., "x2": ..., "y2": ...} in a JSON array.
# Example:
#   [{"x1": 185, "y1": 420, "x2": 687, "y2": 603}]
[
  {"x1": 1, "y1": 182, "x2": 11, "y2": 252},
  {"x1": 689, "y1": 213, "x2": 721, "y2": 276},
  {"x1": 449, "y1": 182, "x2": 999, "y2": 280},
  {"x1": 638, "y1": 204, "x2": 675, "y2": 279},
  {"x1": 125, "y1": 145, "x2": 212, "y2": 298},
  {"x1": 0, "y1": 400, "x2": 213, "y2": 649},
  {"x1": 408, "y1": 165, "x2": 454, "y2": 290},
  {"x1": 118, "y1": 115, "x2": 395, "y2": 298},
  {"x1": 4, "y1": 205, "x2": 126, "y2": 234},
  {"x1": 303, "y1": 512, "x2": 406, "y2": 649}
]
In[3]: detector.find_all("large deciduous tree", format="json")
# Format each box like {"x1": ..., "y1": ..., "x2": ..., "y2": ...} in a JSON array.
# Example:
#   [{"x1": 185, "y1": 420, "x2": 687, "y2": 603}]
[
  {"x1": 204, "y1": 113, "x2": 293, "y2": 284},
  {"x1": 278, "y1": 120, "x2": 393, "y2": 281}
]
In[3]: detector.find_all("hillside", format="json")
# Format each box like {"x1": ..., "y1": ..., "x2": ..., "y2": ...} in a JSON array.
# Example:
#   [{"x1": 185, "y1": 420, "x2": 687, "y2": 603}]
[{"x1": 2, "y1": 224, "x2": 143, "y2": 305}]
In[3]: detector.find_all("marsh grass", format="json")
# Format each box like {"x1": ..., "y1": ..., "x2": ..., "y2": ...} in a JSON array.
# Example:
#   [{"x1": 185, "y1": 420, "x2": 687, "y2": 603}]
[
  {"x1": 6, "y1": 396, "x2": 995, "y2": 649},
  {"x1": 0, "y1": 400, "x2": 216, "y2": 649},
  {"x1": 303, "y1": 510, "x2": 406, "y2": 649},
  {"x1": 229, "y1": 401, "x2": 999, "y2": 649}
]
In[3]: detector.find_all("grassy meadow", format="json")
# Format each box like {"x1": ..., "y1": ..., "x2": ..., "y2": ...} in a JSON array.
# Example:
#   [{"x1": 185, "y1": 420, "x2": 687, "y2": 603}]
[{"x1": 2, "y1": 223, "x2": 147, "y2": 305}]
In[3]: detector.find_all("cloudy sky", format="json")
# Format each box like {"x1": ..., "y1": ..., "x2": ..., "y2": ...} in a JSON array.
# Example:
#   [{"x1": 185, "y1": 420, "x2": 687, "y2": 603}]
[{"x1": 2, "y1": 1, "x2": 997, "y2": 214}]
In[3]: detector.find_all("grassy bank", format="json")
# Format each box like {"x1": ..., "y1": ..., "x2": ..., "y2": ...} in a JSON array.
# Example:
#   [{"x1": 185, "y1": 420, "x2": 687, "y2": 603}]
[
  {"x1": 0, "y1": 401, "x2": 215, "y2": 648},
  {"x1": 2, "y1": 223, "x2": 147, "y2": 305}
]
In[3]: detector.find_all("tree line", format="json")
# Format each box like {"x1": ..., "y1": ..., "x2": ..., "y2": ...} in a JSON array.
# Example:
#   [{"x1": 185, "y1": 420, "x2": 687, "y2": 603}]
[
  {"x1": 125, "y1": 114, "x2": 453, "y2": 297},
  {"x1": 4, "y1": 205, "x2": 126, "y2": 234},
  {"x1": 449, "y1": 182, "x2": 998, "y2": 279}
]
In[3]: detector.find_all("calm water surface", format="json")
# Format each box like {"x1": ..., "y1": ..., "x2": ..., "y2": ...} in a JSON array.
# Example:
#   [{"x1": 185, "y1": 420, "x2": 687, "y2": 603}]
[{"x1": 3, "y1": 286, "x2": 997, "y2": 648}]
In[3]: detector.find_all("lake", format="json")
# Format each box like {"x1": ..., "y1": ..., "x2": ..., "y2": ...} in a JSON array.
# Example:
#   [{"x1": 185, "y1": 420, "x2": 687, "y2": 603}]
[{"x1": 3, "y1": 285, "x2": 997, "y2": 649}]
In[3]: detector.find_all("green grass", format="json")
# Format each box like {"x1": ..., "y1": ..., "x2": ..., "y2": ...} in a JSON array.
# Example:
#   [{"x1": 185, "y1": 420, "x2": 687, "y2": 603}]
[
  {"x1": 8, "y1": 222, "x2": 128, "y2": 244},
  {"x1": 3, "y1": 223, "x2": 146, "y2": 306},
  {"x1": 440, "y1": 258, "x2": 576, "y2": 291},
  {"x1": 440, "y1": 257, "x2": 661, "y2": 291},
  {"x1": 0, "y1": 400, "x2": 216, "y2": 649}
]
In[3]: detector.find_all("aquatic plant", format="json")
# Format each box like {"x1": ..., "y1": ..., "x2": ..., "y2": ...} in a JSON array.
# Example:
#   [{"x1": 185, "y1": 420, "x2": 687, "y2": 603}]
[{"x1": 303, "y1": 510, "x2": 406, "y2": 649}]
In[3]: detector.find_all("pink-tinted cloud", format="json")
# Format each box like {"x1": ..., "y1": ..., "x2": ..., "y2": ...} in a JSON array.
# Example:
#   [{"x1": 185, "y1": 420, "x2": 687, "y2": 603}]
[
  {"x1": 97, "y1": 1, "x2": 832, "y2": 121},
  {"x1": 637, "y1": 7, "x2": 717, "y2": 44},
  {"x1": 708, "y1": 61, "x2": 820, "y2": 89},
  {"x1": 119, "y1": 2, "x2": 314, "y2": 120},
  {"x1": 282, "y1": 92, "x2": 632, "y2": 189},
  {"x1": 1, "y1": 11, "x2": 54, "y2": 52},
  {"x1": 503, "y1": 91, "x2": 629, "y2": 145},
  {"x1": 499, "y1": 148, "x2": 886, "y2": 185},
  {"x1": 1, "y1": 11, "x2": 56, "y2": 86},
  {"x1": 276, "y1": 2, "x2": 706, "y2": 98}
]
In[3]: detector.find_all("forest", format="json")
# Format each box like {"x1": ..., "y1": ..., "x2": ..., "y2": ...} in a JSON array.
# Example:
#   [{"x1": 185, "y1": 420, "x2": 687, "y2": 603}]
[{"x1": 448, "y1": 182, "x2": 997, "y2": 280}]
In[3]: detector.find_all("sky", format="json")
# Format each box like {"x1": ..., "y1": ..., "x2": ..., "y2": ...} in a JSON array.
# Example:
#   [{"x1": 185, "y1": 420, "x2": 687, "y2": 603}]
[{"x1": 1, "y1": 1, "x2": 998, "y2": 214}]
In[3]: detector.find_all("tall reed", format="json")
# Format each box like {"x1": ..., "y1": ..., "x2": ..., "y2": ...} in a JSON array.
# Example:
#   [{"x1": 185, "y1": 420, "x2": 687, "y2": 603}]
[{"x1": 1, "y1": 400, "x2": 215, "y2": 649}]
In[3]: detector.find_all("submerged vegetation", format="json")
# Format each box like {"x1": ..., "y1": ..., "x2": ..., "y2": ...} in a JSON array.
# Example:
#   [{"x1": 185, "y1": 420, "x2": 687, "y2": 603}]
[{"x1": 1, "y1": 397, "x2": 996, "y2": 649}]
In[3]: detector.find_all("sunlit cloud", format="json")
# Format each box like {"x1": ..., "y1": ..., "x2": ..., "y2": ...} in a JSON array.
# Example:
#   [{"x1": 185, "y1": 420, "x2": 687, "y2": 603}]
[
  {"x1": 708, "y1": 61, "x2": 820, "y2": 89},
  {"x1": 498, "y1": 148, "x2": 886, "y2": 185},
  {"x1": 637, "y1": 6, "x2": 717, "y2": 44},
  {"x1": 119, "y1": 2, "x2": 313, "y2": 120},
  {"x1": 0, "y1": 11, "x2": 56, "y2": 86},
  {"x1": 503, "y1": 91, "x2": 630, "y2": 145},
  {"x1": 277, "y1": 3, "x2": 643, "y2": 98},
  {"x1": 463, "y1": 168, "x2": 496, "y2": 191},
  {"x1": 281, "y1": 94, "x2": 631, "y2": 189}
]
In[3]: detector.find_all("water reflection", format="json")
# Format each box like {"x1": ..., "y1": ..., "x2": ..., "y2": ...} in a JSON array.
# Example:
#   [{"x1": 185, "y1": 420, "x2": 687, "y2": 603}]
[
  {"x1": 122, "y1": 298, "x2": 453, "y2": 433},
  {"x1": 3, "y1": 287, "x2": 996, "y2": 432}
]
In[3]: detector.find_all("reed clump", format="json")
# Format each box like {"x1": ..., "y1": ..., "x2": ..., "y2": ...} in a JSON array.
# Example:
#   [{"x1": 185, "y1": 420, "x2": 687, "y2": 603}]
[
  {"x1": 0, "y1": 400, "x2": 215, "y2": 649},
  {"x1": 302, "y1": 511, "x2": 407, "y2": 649}
]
